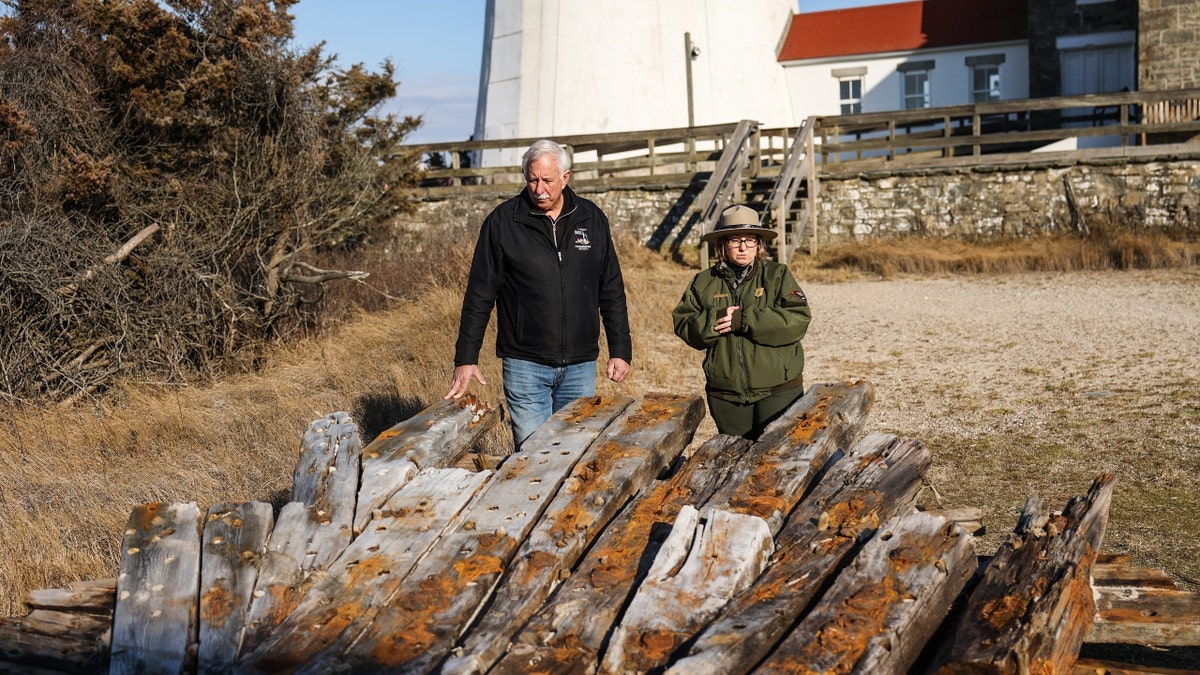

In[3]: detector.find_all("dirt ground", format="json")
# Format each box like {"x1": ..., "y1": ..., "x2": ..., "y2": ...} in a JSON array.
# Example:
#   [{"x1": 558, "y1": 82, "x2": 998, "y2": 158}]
[{"x1": 645, "y1": 268, "x2": 1200, "y2": 590}]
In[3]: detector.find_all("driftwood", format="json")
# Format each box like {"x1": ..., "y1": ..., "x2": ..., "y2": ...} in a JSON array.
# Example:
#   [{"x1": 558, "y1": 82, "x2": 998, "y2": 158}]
[
  {"x1": 3, "y1": 382, "x2": 1199, "y2": 675},
  {"x1": 353, "y1": 395, "x2": 499, "y2": 534},
  {"x1": 933, "y1": 474, "x2": 1116, "y2": 674},
  {"x1": 707, "y1": 379, "x2": 876, "y2": 533},
  {"x1": 238, "y1": 468, "x2": 491, "y2": 671}
]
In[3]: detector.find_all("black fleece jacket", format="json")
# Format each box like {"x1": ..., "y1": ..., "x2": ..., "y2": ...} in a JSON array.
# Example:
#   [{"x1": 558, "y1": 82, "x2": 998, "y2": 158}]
[{"x1": 453, "y1": 186, "x2": 633, "y2": 368}]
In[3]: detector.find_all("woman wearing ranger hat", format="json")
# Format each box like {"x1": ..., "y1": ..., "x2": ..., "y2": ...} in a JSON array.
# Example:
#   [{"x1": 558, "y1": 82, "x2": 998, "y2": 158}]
[{"x1": 671, "y1": 204, "x2": 812, "y2": 440}]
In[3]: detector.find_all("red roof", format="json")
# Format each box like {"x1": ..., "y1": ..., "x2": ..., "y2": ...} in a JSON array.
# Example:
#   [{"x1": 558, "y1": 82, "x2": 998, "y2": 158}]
[{"x1": 779, "y1": 0, "x2": 1027, "y2": 62}]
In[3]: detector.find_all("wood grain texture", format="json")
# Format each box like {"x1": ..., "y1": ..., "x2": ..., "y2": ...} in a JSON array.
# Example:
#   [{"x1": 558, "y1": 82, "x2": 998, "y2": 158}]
[
  {"x1": 491, "y1": 433, "x2": 750, "y2": 675},
  {"x1": 707, "y1": 379, "x2": 875, "y2": 534},
  {"x1": 306, "y1": 395, "x2": 632, "y2": 674},
  {"x1": 353, "y1": 395, "x2": 498, "y2": 534},
  {"x1": 441, "y1": 393, "x2": 704, "y2": 675},
  {"x1": 670, "y1": 433, "x2": 931, "y2": 675},
  {"x1": 933, "y1": 474, "x2": 1116, "y2": 675},
  {"x1": 197, "y1": 502, "x2": 274, "y2": 675},
  {"x1": 237, "y1": 468, "x2": 489, "y2": 672},
  {"x1": 757, "y1": 511, "x2": 977, "y2": 675},
  {"x1": 110, "y1": 501, "x2": 203, "y2": 675},
  {"x1": 600, "y1": 506, "x2": 773, "y2": 674}
]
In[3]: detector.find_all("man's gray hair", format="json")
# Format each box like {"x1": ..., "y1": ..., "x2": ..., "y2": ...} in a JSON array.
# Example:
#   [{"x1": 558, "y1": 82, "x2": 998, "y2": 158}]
[{"x1": 522, "y1": 139, "x2": 572, "y2": 179}]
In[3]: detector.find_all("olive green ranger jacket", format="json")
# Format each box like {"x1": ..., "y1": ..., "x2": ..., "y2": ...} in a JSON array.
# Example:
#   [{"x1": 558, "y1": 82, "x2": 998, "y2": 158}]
[{"x1": 672, "y1": 259, "x2": 812, "y2": 404}]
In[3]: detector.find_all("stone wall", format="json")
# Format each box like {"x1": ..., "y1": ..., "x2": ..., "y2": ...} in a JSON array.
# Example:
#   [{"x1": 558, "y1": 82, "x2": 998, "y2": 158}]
[
  {"x1": 399, "y1": 157, "x2": 1200, "y2": 248},
  {"x1": 1140, "y1": 0, "x2": 1200, "y2": 91}
]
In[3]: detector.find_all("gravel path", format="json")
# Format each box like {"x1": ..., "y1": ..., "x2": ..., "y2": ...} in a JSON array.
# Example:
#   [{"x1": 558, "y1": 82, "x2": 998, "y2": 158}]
[{"x1": 799, "y1": 269, "x2": 1200, "y2": 587}]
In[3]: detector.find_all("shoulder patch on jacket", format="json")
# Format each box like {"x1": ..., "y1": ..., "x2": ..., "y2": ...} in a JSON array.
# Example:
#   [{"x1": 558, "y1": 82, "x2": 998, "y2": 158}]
[{"x1": 791, "y1": 289, "x2": 808, "y2": 302}]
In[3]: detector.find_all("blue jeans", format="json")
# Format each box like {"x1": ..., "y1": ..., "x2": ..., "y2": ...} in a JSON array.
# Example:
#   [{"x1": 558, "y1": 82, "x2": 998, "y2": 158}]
[{"x1": 502, "y1": 358, "x2": 597, "y2": 450}]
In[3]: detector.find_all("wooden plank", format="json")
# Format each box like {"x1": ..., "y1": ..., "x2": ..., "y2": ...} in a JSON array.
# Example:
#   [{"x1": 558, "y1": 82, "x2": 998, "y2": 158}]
[
  {"x1": 669, "y1": 433, "x2": 931, "y2": 675},
  {"x1": 0, "y1": 620, "x2": 108, "y2": 673},
  {"x1": 600, "y1": 506, "x2": 774, "y2": 674},
  {"x1": 196, "y1": 502, "x2": 274, "y2": 675},
  {"x1": 757, "y1": 511, "x2": 977, "y2": 675},
  {"x1": 442, "y1": 393, "x2": 704, "y2": 675},
  {"x1": 110, "y1": 501, "x2": 203, "y2": 675},
  {"x1": 295, "y1": 395, "x2": 633, "y2": 674},
  {"x1": 490, "y1": 433, "x2": 750, "y2": 675},
  {"x1": 236, "y1": 468, "x2": 490, "y2": 671},
  {"x1": 1092, "y1": 563, "x2": 1179, "y2": 590},
  {"x1": 4, "y1": 609, "x2": 109, "y2": 637},
  {"x1": 932, "y1": 474, "x2": 1116, "y2": 674},
  {"x1": 235, "y1": 501, "x2": 317, "y2": 657},
  {"x1": 24, "y1": 579, "x2": 115, "y2": 612},
  {"x1": 1073, "y1": 657, "x2": 1200, "y2": 675},
  {"x1": 291, "y1": 411, "x2": 360, "y2": 506},
  {"x1": 287, "y1": 412, "x2": 361, "y2": 571},
  {"x1": 1088, "y1": 586, "x2": 1200, "y2": 647},
  {"x1": 353, "y1": 395, "x2": 498, "y2": 534},
  {"x1": 707, "y1": 379, "x2": 876, "y2": 534}
]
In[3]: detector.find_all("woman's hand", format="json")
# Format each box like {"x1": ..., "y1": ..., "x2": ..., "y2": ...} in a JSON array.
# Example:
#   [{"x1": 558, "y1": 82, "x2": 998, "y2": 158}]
[{"x1": 715, "y1": 305, "x2": 740, "y2": 335}]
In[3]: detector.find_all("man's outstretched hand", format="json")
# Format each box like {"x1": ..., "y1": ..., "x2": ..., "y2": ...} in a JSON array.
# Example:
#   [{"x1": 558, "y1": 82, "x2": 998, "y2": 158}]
[{"x1": 445, "y1": 364, "x2": 487, "y2": 399}]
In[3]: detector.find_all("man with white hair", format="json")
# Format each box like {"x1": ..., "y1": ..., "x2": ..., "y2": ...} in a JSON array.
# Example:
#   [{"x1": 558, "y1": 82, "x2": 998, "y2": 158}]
[{"x1": 445, "y1": 139, "x2": 632, "y2": 450}]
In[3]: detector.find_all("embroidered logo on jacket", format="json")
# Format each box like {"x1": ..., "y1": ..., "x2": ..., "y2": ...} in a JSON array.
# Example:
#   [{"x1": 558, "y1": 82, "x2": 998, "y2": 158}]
[{"x1": 573, "y1": 228, "x2": 591, "y2": 251}]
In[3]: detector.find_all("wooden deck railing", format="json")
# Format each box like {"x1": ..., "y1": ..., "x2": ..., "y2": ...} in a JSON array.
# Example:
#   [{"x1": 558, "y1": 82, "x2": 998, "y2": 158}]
[
  {"x1": 399, "y1": 88, "x2": 1200, "y2": 265},
  {"x1": 814, "y1": 87, "x2": 1200, "y2": 171}
]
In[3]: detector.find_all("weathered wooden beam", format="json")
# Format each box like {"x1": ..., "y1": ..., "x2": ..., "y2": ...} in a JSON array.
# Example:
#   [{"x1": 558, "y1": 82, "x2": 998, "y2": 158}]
[
  {"x1": 706, "y1": 379, "x2": 875, "y2": 534},
  {"x1": 442, "y1": 393, "x2": 705, "y2": 675},
  {"x1": 491, "y1": 433, "x2": 750, "y2": 675},
  {"x1": 1072, "y1": 657, "x2": 1200, "y2": 675},
  {"x1": 1088, "y1": 585, "x2": 1200, "y2": 647},
  {"x1": 236, "y1": 468, "x2": 489, "y2": 671},
  {"x1": 757, "y1": 511, "x2": 977, "y2": 674},
  {"x1": 600, "y1": 506, "x2": 774, "y2": 674},
  {"x1": 669, "y1": 433, "x2": 931, "y2": 675},
  {"x1": 290, "y1": 412, "x2": 361, "y2": 569},
  {"x1": 0, "y1": 621, "x2": 108, "y2": 674},
  {"x1": 197, "y1": 502, "x2": 274, "y2": 675},
  {"x1": 353, "y1": 395, "x2": 498, "y2": 534},
  {"x1": 24, "y1": 579, "x2": 115, "y2": 613},
  {"x1": 299, "y1": 396, "x2": 633, "y2": 674},
  {"x1": 932, "y1": 474, "x2": 1116, "y2": 674},
  {"x1": 110, "y1": 502, "x2": 203, "y2": 675}
]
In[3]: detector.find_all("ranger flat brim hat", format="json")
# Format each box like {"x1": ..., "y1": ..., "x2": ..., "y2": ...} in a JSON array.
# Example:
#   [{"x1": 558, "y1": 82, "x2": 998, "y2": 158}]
[{"x1": 701, "y1": 204, "x2": 778, "y2": 244}]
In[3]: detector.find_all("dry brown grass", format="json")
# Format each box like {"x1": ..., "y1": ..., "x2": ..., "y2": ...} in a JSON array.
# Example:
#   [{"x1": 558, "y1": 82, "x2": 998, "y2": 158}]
[
  {"x1": 806, "y1": 226, "x2": 1200, "y2": 279},
  {"x1": 1, "y1": 227, "x2": 1197, "y2": 615}
]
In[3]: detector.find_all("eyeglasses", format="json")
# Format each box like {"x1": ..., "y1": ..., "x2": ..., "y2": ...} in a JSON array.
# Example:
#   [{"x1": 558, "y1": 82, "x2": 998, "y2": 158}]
[{"x1": 724, "y1": 236, "x2": 759, "y2": 248}]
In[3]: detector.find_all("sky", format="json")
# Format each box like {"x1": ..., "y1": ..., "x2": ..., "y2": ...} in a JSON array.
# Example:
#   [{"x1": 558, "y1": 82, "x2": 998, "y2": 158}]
[{"x1": 289, "y1": 1, "x2": 902, "y2": 144}]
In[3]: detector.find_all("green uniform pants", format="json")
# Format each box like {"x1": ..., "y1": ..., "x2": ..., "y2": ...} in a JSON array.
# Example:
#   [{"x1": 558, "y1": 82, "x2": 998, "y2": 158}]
[{"x1": 706, "y1": 382, "x2": 805, "y2": 440}]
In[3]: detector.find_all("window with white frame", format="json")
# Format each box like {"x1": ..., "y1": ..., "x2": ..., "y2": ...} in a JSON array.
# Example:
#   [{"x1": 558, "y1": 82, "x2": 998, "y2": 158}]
[
  {"x1": 898, "y1": 61, "x2": 934, "y2": 109},
  {"x1": 832, "y1": 67, "x2": 866, "y2": 115},
  {"x1": 966, "y1": 54, "x2": 1004, "y2": 103}
]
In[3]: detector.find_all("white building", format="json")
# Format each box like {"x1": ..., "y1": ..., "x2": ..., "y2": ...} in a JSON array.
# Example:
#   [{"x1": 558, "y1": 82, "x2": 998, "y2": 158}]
[
  {"x1": 473, "y1": 0, "x2": 798, "y2": 143},
  {"x1": 778, "y1": 0, "x2": 1029, "y2": 118},
  {"x1": 473, "y1": 0, "x2": 1043, "y2": 149}
]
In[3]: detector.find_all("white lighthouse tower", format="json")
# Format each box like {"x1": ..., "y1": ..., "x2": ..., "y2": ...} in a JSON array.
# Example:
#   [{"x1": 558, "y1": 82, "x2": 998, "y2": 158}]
[{"x1": 473, "y1": 0, "x2": 798, "y2": 144}]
